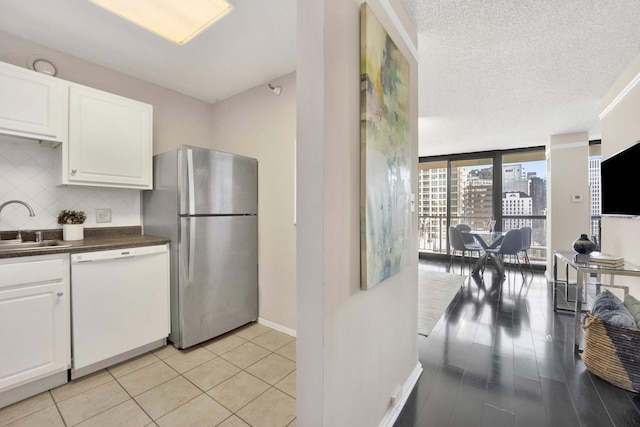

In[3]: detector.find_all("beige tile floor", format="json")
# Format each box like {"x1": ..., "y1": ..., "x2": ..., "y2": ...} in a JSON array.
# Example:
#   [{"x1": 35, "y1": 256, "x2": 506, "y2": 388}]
[{"x1": 0, "y1": 323, "x2": 296, "y2": 427}]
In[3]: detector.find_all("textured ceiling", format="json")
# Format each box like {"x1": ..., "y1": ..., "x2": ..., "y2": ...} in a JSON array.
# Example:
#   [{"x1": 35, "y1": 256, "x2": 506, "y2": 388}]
[
  {"x1": 1, "y1": 1, "x2": 640, "y2": 157},
  {"x1": 402, "y1": 0, "x2": 640, "y2": 156}
]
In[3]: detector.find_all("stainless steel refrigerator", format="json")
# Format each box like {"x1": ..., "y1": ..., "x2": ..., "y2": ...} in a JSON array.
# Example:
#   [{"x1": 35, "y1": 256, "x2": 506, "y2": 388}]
[{"x1": 142, "y1": 145, "x2": 258, "y2": 349}]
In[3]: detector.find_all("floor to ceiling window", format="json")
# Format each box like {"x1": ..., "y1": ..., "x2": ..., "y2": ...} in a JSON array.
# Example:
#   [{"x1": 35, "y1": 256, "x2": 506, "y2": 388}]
[
  {"x1": 418, "y1": 160, "x2": 448, "y2": 252},
  {"x1": 417, "y1": 157, "x2": 496, "y2": 253},
  {"x1": 500, "y1": 150, "x2": 547, "y2": 264},
  {"x1": 418, "y1": 147, "x2": 547, "y2": 266},
  {"x1": 589, "y1": 142, "x2": 602, "y2": 249},
  {"x1": 451, "y1": 157, "x2": 495, "y2": 230}
]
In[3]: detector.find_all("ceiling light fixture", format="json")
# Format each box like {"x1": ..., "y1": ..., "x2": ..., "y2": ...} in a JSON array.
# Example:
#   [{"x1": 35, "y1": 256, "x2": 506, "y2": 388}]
[
  {"x1": 31, "y1": 59, "x2": 57, "y2": 76},
  {"x1": 268, "y1": 84, "x2": 282, "y2": 96},
  {"x1": 88, "y1": 0, "x2": 234, "y2": 45}
]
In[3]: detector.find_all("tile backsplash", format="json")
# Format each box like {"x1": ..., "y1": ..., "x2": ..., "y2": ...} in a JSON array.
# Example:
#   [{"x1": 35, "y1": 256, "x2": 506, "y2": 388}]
[{"x1": 0, "y1": 137, "x2": 141, "y2": 231}]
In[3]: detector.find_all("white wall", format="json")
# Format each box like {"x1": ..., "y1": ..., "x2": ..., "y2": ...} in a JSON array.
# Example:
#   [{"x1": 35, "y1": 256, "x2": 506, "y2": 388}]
[
  {"x1": 546, "y1": 132, "x2": 591, "y2": 274},
  {"x1": 600, "y1": 53, "x2": 640, "y2": 290},
  {"x1": 297, "y1": 0, "x2": 420, "y2": 425},
  {"x1": 206, "y1": 73, "x2": 297, "y2": 333}
]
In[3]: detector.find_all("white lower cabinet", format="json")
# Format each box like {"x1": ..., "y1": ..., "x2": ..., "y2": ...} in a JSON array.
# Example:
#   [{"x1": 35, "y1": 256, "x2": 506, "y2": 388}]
[{"x1": 0, "y1": 254, "x2": 70, "y2": 401}]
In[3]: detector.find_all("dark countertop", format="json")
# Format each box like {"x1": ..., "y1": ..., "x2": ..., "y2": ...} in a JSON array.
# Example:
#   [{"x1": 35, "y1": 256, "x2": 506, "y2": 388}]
[{"x1": 0, "y1": 226, "x2": 170, "y2": 259}]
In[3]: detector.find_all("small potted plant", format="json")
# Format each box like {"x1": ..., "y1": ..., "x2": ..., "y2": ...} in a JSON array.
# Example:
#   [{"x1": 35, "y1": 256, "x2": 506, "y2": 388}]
[{"x1": 58, "y1": 209, "x2": 87, "y2": 241}]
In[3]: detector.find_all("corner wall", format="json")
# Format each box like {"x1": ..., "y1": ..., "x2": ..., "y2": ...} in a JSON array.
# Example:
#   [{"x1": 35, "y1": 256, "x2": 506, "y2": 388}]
[
  {"x1": 297, "y1": 0, "x2": 420, "y2": 425},
  {"x1": 207, "y1": 73, "x2": 297, "y2": 333},
  {"x1": 546, "y1": 132, "x2": 590, "y2": 273},
  {"x1": 600, "y1": 53, "x2": 640, "y2": 290}
]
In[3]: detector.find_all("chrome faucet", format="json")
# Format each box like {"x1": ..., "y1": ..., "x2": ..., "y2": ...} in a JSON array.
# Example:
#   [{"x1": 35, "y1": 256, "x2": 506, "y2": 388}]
[{"x1": 0, "y1": 200, "x2": 36, "y2": 236}]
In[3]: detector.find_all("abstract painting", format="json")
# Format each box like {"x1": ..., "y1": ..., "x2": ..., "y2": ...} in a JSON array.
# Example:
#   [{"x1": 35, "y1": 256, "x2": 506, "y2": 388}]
[{"x1": 360, "y1": 3, "x2": 411, "y2": 290}]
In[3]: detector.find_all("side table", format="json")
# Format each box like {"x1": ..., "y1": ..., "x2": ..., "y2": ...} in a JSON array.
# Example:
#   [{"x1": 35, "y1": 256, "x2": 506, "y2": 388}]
[{"x1": 553, "y1": 250, "x2": 640, "y2": 354}]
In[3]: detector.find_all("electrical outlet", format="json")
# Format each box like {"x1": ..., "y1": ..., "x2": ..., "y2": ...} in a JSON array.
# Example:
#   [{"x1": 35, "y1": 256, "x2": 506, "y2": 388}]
[
  {"x1": 96, "y1": 208, "x2": 112, "y2": 223},
  {"x1": 391, "y1": 385, "x2": 403, "y2": 408}
]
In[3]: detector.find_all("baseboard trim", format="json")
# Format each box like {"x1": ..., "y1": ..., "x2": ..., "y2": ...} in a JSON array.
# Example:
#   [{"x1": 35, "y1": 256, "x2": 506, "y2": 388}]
[
  {"x1": 0, "y1": 371, "x2": 68, "y2": 409},
  {"x1": 378, "y1": 362, "x2": 423, "y2": 427},
  {"x1": 258, "y1": 317, "x2": 297, "y2": 337}
]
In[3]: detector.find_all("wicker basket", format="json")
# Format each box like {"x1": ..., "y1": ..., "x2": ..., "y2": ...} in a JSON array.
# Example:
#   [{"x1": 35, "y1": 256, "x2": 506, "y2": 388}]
[{"x1": 582, "y1": 313, "x2": 640, "y2": 392}]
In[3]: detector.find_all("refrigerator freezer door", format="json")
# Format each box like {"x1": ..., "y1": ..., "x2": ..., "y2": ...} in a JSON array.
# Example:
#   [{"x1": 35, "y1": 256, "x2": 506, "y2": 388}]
[
  {"x1": 176, "y1": 216, "x2": 258, "y2": 348},
  {"x1": 180, "y1": 146, "x2": 258, "y2": 215}
]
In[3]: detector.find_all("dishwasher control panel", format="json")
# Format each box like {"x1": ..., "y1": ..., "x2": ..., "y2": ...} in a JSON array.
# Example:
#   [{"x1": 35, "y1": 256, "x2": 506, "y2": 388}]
[{"x1": 71, "y1": 244, "x2": 167, "y2": 263}]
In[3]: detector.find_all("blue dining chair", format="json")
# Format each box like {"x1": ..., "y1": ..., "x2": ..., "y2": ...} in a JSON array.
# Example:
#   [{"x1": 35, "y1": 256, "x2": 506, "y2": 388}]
[
  {"x1": 520, "y1": 226, "x2": 533, "y2": 272},
  {"x1": 448, "y1": 226, "x2": 484, "y2": 275},
  {"x1": 484, "y1": 228, "x2": 524, "y2": 278},
  {"x1": 455, "y1": 223, "x2": 476, "y2": 245}
]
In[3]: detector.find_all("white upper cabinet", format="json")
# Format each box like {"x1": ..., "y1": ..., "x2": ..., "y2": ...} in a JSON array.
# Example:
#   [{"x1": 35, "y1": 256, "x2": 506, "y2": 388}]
[
  {"x1": 0, "y1": 60, "x2": 153, "y2": 190},
  {"x1": 64, "y1": 85, "x2": 153, "y2": 189},
  {"x1": 0, "y1": 61, "x2": 65, "y2": 141}
]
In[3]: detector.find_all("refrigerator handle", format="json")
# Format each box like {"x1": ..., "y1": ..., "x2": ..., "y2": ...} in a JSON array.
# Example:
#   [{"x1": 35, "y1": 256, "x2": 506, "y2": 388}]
[
  {"x1": 186, "y1": 148, "x2": 196, "y2": 215},
  {"x1": 187, "y1": 217, "x2": 195, "y2": 282}
]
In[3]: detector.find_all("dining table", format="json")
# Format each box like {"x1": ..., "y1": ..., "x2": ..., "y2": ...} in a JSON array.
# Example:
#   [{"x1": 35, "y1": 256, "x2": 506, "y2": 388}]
[{"x1": 462, "y1": 230, "x2": 507, "y2": 277}]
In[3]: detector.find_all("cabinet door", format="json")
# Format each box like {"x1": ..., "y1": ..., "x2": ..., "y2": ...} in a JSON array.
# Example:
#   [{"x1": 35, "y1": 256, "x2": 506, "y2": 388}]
[
  {"x1": 0, "y1": 256, "x2": 70, "y2": 393},
  {"x1": 0, "y1": 61, "x2": 64, "y2": 141},
  {"x1": 67, "y1": 85, "x2": 152, "y2": 189}
]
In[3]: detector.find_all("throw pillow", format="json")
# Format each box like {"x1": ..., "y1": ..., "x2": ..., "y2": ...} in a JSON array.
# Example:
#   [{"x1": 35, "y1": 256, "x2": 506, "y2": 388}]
[
  {"x1": 624, "y1": 294, "x2": 640, "y2": 325},
  {"x1": 598, "y1": 308, "x2": 637, "y2": 328},
  {"x1": 592, "y1": 290, "x2": 622, "y2": 317},
  {"x1": 592, "y1": 290, "x2": 637, "y2": 328}
]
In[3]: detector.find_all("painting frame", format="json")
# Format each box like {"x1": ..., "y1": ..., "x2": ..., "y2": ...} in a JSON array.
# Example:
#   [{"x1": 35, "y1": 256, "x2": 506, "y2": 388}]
[{"x1": 360, "y1": 2, "x2": 411, "y2": 290}]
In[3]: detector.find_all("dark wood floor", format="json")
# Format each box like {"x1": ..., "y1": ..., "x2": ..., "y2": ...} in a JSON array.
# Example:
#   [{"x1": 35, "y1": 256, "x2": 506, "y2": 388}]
[{"x1": 395, "y1": 260, "x2": 640, "y2": 427}]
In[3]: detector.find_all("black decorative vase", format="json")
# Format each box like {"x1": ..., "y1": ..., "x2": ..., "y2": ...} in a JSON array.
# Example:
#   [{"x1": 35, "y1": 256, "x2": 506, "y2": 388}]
[{"x1": 573, "y1": 234, "x2": 596, "y2": 254}]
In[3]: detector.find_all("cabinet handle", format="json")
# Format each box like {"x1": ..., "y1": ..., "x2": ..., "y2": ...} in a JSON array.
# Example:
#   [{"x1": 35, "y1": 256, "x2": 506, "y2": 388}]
[
  {"x1": 57, "y1": 292, "x2": 63, "y2": 297},
  {"x1": 71, "y1": 169, "x2": 77, "y2": 174}
]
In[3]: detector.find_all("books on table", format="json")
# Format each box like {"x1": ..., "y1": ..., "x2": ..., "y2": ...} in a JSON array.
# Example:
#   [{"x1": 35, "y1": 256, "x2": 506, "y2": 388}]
[{"x1": 589, "y1": 252, "x2": 625, "y2": 267}]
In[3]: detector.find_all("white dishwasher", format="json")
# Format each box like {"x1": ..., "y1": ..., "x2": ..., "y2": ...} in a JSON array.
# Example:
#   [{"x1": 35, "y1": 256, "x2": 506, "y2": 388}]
[{"x1": 70, "y1": 244, "x2": 170, "y2": 379}]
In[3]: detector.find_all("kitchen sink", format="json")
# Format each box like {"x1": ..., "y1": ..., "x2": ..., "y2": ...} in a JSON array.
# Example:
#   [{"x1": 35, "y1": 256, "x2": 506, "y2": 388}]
[{"x1": 0, "y1": 240, "x2": 72, "y2": 252}]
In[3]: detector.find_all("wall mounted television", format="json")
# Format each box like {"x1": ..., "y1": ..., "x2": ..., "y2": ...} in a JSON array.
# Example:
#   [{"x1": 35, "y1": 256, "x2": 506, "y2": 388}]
[{"x1": 601, "y1": 139, "x2": 640, "y2": 218}]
